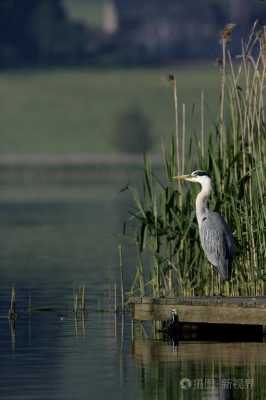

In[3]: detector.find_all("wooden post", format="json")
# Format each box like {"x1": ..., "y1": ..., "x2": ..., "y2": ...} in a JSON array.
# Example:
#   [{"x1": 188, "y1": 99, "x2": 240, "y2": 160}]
[
  {"x1": 118, "y1": 245, "x2": 124, "y2": 312},
  {"x1": 73, "y1": 292, "x2": 78, "y2": 315},
  {"x1": 80, "y1": 285, "x2": 86, "y2": 312},
  {"x1": 114, "y1": 282, "x2": 117, "y2": 313},
  {"x1": 8, "y1": 287, "x2": 17, "y2": 321}
]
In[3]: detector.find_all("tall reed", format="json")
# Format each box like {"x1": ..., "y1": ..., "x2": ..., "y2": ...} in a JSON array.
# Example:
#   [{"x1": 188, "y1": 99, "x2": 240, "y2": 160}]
[{"x1": 125, "y1": 24, "x2": 266, "y2": 297}]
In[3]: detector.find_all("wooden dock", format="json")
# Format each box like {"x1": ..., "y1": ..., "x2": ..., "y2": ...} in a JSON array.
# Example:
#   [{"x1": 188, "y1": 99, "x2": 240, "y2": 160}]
[{"x1": 130, "y1": 296, "x2": 266, "y2": 326}]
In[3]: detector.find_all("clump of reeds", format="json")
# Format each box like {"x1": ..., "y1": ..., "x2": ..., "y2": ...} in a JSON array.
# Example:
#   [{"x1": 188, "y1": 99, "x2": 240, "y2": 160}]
[{"x1": 125, "y1": 22, "x2": 266, "y2": 297}]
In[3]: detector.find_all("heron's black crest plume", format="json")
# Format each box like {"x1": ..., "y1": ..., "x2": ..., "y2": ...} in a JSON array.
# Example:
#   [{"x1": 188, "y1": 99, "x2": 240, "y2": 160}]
[{"x1": 191, "y1": 170, "x2": 211, "y2": 178}]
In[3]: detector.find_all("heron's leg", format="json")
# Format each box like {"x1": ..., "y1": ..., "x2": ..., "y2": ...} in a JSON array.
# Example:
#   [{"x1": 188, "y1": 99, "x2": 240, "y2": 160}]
[
  {"x1": 223, "y1": 280, "x2": 229, "y2": 296},
  {"x1": 212, "y1": 269, "x2": 221, "y2": 296},
  {"x1": 210, "y1": 267, "x2": 223, "y2": 296}
]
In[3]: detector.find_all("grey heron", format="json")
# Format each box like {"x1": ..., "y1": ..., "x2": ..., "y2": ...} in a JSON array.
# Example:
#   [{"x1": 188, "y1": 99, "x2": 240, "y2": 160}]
[{"x1": 174, "y1": 170, "x2": 235, "y2": 281}]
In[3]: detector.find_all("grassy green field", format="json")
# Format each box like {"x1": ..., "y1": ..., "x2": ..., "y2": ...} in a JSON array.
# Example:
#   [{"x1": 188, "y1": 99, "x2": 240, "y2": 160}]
[{"x1": 0, "y1": 65, "x2": 220, "y2": 154}]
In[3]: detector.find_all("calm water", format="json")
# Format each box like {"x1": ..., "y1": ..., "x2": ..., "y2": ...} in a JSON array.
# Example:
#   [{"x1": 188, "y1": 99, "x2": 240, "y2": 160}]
[{"x1": 0, "y1": 172, "x2": 265, "y2": 400}]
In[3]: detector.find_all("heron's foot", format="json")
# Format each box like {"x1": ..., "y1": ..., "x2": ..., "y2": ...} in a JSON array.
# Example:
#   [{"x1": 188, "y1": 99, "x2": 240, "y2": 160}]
[{"x1": 212, "y1": 287, "x2": 224, "y2": 297}]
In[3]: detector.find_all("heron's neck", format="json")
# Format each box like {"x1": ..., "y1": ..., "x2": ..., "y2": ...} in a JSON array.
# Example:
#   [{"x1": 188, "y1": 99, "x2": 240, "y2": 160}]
[{"x1": 196, "y1": 181, "x2": 211, "y2": 224}]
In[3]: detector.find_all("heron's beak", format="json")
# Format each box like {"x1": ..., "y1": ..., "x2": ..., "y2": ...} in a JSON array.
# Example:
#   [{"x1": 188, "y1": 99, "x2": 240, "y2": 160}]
[{"x1": 172, "y1": 174, "x2": 192, "y2": 181}]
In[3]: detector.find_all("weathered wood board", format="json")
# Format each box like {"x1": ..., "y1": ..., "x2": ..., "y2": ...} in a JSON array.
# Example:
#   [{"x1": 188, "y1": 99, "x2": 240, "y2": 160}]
[{"x1": 129, "y1": 296, "x2": 266, "y2": 325}]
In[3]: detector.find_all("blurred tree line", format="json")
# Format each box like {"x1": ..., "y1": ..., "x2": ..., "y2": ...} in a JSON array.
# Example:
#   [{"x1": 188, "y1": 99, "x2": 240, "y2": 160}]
[
  {"x1": 0, "y1": 0, "x2": 99, "y2": 67},
  {"x1": 1, "y1": 0, "x2": 266, "y2": 68}
]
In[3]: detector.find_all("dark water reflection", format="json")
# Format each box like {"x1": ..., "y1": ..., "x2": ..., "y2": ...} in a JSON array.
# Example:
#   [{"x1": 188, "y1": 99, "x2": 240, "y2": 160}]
[
  {"x1": 0, "y1": 175, "x2": 265, "y2": 400},
  {"x1": 133, "y1": 335, "x2": 266, "y2": 400}
]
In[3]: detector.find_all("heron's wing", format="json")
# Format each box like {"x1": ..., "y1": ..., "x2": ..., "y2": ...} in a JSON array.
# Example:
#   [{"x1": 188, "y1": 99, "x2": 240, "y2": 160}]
[
  {"x1": 199, "y1": 211, "x2": 235, "y2": 280},
  {"x1": 213, "y1": 212, "x2": 236, "y2": 261}
]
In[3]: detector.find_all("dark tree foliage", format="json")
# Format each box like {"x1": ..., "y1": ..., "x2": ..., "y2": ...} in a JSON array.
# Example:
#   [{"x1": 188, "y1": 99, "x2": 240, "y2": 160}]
[
  {"x1": 0, "y1": 0, "x2": 90, "y2": 67},
  {"x1": 0, "y1": 0, "x2": 66, "y2": 65},
  {"x1": 113, "y1": 108, "x2": 154, "y2": 154},
  {"x1": 1, "y1": 0, "x2": 266, "y2": 68}
]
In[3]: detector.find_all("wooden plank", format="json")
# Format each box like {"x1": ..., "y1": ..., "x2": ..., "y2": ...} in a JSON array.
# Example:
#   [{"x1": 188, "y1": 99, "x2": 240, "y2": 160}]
[
  {"x1": 130, "y1": 296, "x2": 266, "y2": 306},
  {"x1": 130, "y1": 296, "x2": 266, "y2": 325}
]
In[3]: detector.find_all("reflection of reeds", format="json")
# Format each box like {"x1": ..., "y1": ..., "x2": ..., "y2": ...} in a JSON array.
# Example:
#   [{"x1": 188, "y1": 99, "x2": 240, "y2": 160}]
[
  {"x1": 73, "y1": 285, "x2": 86, "y2": 315},
  {"x1": 133, "y1": 338, "x2": 266, "y2": 400},
  {"x1": 9, "y1": 320, "x2": 16, "y2": 352},
  {"x1": 28, "y1": 293, "x2": 32, "y2": 314},
  {"x1": 73, "y1": 292, "x2": 78, "y2": 314},
  {"x1": 8, "y1": 286, "x2": 17, "y2": 321},
  {"x1": 125, "y1": 24, "x2": 266, "y2": 297},
  {"x1": 80, "y1": 285, "x2": 86, "y2": 311}
]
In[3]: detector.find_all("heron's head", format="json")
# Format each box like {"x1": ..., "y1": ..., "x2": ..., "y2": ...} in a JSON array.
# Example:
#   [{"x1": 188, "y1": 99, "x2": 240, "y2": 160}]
[{"x1": 173, "y1": 170, "x2": 211, "y2": 187}]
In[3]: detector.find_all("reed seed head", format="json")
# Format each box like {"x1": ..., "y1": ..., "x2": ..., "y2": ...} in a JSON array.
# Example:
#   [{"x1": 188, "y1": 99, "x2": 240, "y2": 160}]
[{"x1": 220, "y1": 23, "x2": 236, "y2": 45}]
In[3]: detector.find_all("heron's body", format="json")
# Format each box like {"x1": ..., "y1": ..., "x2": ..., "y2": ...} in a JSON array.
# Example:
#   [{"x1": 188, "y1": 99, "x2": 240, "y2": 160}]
[
  {"x1": 198, "y1": 210, "x2": 235, "y2": 280},
  {"x1": 174, "y1": 170, "x2": 235, "y2": 281}
]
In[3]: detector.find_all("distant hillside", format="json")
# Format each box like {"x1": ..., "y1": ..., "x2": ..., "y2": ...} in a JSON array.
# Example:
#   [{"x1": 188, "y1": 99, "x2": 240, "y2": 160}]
[{"x1": 0, "y1": 0, "x2": 106, "y2": 68}]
